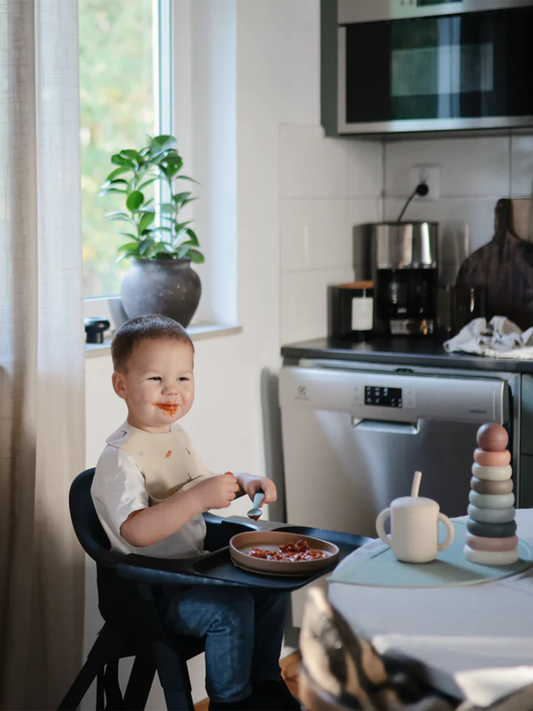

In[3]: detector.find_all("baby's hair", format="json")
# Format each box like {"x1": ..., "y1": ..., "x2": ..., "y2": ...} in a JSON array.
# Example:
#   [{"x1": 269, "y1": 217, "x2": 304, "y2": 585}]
[{"x1": 111, "y1": 314, "x2": 194, "y2": 373}]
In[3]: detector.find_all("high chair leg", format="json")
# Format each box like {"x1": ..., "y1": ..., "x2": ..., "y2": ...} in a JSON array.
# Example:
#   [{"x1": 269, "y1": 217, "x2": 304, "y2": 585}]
[
  {"x1": 103, "y1": 660, "x2": 123, "y2": 709},
  {"x1": 152, "y1": 641, "x2": 195, "y2": 711},
  {"x1": 57, "y1": 624, "x2": 131, "y2": 711},
  {"x1": 123, "y1": 650, "x2": 156, "y2": 710},
  {"x1": 58, "y1": 644, "x2": 105, "y2": 711}
]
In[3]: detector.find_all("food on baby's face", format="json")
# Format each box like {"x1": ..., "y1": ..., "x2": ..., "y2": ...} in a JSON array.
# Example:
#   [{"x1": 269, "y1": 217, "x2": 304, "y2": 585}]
[
  {"x1": 246, "y1": 539, "x2": 328, "y2": 562},
  {"x1": 153, "y1": 402, "x2": 179, "y2": 417}
]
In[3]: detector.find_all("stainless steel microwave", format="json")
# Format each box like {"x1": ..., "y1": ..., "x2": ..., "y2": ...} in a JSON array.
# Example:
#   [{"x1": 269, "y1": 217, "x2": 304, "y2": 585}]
[{"x1": 322, "y1": 0, "x2": 533, "y2": 136}]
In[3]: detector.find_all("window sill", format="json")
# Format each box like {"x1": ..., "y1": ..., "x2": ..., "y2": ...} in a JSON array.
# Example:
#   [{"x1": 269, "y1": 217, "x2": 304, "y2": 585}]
[{"x1": 85, "y1": 323, "x2": 243, "y2": 359}]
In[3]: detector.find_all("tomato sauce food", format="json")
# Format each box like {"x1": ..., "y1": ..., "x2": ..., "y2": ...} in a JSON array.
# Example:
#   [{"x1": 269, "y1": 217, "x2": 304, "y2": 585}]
[
  {"x1": 246, "y1": 539, "x2": 328, "y2": 562},
  {"x1": 153, "y1": 402, "x2": 179, "y2": 417}
]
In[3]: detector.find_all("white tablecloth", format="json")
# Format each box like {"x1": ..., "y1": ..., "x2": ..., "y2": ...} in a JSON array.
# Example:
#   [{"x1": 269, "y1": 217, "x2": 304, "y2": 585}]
[{"x1": 329, "y1": 510, "x2": 533, "y2": 708}]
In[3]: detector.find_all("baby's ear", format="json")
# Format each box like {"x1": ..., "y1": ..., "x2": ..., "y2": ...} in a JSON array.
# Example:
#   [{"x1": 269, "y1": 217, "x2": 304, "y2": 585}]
[{"x1": 112, "y1": 371, "x2": 127, "y2": 399}]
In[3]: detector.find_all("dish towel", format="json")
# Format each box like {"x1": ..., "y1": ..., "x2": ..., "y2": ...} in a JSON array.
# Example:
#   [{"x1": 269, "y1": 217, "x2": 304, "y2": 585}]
[{"x1": 444, "y1": 316, "x2": 533, "y2": 359}]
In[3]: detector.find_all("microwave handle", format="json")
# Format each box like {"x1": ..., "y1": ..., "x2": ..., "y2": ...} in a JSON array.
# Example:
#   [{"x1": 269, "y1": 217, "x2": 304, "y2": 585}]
[{"x1": 351, "y1": 418, "x2": 420, "y2": 435}]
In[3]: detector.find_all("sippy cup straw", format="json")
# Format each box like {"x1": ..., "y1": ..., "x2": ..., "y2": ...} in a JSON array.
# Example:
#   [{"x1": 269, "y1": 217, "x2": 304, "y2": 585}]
[{"x1": 411, "y1": 470, "x2": 422, "y2": 498}]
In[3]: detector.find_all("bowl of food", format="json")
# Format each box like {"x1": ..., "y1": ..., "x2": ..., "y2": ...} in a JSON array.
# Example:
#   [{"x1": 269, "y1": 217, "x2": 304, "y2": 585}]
[{"x1": 229, "y1": 531, "x2": 339, "y2": 576}]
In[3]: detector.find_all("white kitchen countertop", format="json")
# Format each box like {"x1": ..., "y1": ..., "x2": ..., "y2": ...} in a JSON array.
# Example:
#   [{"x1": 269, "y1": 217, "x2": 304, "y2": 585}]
[{"x1": 329, "y1": 509, "x2": 533, "y2": 707}]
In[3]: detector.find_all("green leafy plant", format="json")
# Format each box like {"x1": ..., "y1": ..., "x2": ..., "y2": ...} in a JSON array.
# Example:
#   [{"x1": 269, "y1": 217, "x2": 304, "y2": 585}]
[{"x1": 100, "y1": 134, "x2": 204, "y2": 263}]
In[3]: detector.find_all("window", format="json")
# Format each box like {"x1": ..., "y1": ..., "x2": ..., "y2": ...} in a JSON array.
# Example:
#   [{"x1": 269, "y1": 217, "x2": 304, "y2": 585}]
[
  {"x1": 79, "y1": 0, "x2": 172, "y2": 298},
  {"x1": 81, "y1": 0, "x2": 238, "y2": 331}
]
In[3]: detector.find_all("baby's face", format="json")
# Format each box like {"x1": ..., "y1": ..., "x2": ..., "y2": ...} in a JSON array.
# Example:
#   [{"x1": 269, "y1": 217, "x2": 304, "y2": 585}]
[{"x1": 113, "y1": 338, "x2": 195, "y2": 433}]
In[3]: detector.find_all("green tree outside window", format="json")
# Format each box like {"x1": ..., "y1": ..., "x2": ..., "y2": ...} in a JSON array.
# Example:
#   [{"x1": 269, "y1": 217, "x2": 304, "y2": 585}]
[{"x1": 79, "y1": 0, "x2": 155, "y2": 297}]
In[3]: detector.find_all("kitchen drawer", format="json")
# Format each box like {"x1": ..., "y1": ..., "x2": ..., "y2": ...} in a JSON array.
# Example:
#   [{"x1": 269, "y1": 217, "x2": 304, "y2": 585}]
[
  {"x1": 521, "y1": 375, "x2": 533, "y2": 455},
  {"x1": 520, "y1": 456, "x2": 533, "y2": 509}
]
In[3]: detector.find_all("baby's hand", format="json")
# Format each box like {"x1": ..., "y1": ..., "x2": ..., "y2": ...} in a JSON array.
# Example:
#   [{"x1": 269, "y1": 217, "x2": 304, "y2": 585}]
[
  {"x1": 194, "y1": 474, "x2": 240, "y2": 511},
  {"x1": 235, "y1": 474, "x2": 277, "y2": 505}
]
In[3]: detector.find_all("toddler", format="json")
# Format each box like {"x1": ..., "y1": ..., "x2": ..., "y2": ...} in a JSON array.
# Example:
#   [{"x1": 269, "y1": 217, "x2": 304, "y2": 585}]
[{"x1": 91, "y1": 314, "x2": 300, "y2": 710}]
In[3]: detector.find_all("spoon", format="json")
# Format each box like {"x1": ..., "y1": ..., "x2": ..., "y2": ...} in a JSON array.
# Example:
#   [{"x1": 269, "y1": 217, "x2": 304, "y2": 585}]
[{"x1": 247, "y1": 490, "x2": 265, "y2": 521}]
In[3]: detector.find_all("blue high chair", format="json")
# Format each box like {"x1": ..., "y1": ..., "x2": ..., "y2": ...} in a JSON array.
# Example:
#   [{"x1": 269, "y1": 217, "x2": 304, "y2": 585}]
[{"x1": 58, "y1": 468, "x2": 369, "y2": 710}]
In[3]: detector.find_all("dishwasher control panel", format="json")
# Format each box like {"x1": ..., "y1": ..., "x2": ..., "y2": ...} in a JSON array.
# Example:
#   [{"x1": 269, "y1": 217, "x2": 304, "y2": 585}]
[
  {"x1": 364, "y1": 385, "x2": 402, "y2": 408},
  {"x1": 353, "y1": 384, "x2": 416, "y2": 408},
  {"x1": 279, "y1": 365, "x2": 509, "y2": 425}
]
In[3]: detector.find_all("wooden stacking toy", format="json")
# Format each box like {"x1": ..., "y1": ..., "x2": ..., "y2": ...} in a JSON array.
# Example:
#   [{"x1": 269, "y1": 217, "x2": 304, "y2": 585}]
[{"x1": 464, "y1": 423, "x2": 519, "y2": 565}]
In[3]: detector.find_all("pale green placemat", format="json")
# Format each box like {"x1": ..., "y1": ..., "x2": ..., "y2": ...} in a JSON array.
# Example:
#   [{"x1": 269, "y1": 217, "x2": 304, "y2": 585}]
[{"x1": 328, "y1": 521, "x2": 533, "y2": 588}]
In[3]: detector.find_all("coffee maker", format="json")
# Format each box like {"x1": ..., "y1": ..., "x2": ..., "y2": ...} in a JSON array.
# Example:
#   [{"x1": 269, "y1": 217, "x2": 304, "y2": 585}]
[{"x1": 370, "y1": 222, "x2": 438, "y2": 336}]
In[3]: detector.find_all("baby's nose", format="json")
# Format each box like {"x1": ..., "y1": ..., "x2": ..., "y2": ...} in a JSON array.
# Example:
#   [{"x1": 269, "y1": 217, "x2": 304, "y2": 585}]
[{"x1": 162, "y1": 384, "x2": 184, "y2": 403}]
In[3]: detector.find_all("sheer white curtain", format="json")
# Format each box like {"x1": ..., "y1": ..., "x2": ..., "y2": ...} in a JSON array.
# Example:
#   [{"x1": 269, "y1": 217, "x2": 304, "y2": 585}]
[{"x1": 0, "y1": 0, "x2": 85, "y2": 708}]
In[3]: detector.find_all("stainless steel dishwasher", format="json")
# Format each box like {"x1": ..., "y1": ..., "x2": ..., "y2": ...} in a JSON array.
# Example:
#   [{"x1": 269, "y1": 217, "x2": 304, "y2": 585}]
[{"x1": 279, "y1": 359, "x2": 517, "y2": 539}]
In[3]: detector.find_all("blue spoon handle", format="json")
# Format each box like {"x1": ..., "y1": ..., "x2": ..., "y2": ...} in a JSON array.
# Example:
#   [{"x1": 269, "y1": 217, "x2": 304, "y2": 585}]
[{"x1": 253, "y1": 491, "x2": 265, "y2": 508}]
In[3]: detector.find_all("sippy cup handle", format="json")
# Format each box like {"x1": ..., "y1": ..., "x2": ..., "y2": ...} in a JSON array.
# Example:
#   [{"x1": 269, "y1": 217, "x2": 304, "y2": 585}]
[
  {"x1": 375, "y1": 508, "x2": 392, "y2": 546},
  {"x1": 437, "y1": 512, "x2": 455, "y2": 551}
]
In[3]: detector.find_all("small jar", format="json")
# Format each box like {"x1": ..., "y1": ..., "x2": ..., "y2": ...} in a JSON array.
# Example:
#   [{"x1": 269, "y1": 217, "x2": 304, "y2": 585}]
[{"x1": 328, "y1": 281, "x2": 374, "y2": 341}]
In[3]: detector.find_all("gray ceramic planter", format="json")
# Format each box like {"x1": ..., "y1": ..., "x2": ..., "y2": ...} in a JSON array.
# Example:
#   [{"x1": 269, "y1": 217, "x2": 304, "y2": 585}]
[{"x1": 120, "y1": 258, "x2": 201, "y2": 327}]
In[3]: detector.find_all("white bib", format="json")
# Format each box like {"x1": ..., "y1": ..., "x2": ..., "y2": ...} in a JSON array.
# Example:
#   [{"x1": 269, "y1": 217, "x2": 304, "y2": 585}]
[{"x1": 106, "y1": 421, "x2": 212, "y2": 503}]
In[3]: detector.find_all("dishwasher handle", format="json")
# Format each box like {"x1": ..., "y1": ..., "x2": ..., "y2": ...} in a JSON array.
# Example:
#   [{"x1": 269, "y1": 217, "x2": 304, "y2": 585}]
[{"x1": 351, "y1": 418, "x2": 420, "y2": 435}]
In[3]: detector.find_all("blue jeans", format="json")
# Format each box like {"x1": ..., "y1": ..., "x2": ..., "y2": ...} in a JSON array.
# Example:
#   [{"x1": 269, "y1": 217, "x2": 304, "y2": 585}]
[{"x1": 162, "y1": 587, "x2": 289, "y2": 703}]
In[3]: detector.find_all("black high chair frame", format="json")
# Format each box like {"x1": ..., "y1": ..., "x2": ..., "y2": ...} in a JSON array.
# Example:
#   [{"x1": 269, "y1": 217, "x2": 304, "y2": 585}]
[{"x1": 58, "y1": 468, "x2": 370, "y2": 711}]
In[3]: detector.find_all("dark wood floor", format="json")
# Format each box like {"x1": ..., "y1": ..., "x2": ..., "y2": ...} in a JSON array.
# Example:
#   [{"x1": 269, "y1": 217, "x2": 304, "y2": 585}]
[{"x1": 194, "y1": 652, "x2": 301, "y2": 710}]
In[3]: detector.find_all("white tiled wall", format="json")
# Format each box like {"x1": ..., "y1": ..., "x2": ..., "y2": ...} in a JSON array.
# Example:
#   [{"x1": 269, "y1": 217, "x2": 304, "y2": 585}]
[
  {"x1": 280, "y1": 199, "x2": 350, "y2": 271},
  {"x1": 383, "y1": 133, "x2": 533, "y2": 276},
  {"x1": 278, "y1": 128, "x2": 533, "y2": 343},
  {"x1": 279, "y1": 125, "x2": 383, "y2": 343},
  {"x1": 384, "y1": 136, "x2": 510, "y2": 199},
  {"x1": 511, "y1": 136, "x2": 533, "y2": 196}
]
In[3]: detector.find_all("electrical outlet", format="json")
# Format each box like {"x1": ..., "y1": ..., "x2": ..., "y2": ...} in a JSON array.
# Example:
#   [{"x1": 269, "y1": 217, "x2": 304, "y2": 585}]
[{"x1": 409, "y1": 165, "x2": 440, "y2": 201}]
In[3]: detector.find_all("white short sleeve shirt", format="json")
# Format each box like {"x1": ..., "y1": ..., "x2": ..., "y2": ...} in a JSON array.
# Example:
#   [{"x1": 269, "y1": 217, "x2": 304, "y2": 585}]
[{"x1": 91, "y1": 421, "x2": 216, "y2": 559}]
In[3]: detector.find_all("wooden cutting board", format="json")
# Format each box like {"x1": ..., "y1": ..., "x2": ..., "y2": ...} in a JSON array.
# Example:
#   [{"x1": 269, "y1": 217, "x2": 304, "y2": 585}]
[{"x1": 456, "y1": 199, "x2": 533, "y2": 330}]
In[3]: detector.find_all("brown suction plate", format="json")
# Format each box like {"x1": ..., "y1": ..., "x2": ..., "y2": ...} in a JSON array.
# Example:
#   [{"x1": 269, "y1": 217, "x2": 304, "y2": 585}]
[{"x1": 229, "y1": 531, "x2": 340, "y2": 576}]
